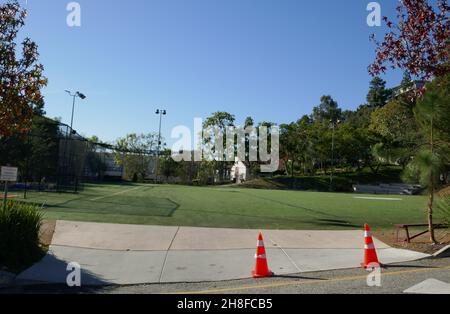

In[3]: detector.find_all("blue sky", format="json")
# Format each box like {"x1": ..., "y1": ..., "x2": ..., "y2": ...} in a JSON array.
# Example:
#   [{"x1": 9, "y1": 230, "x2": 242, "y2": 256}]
[{"x1": 18, "y1": 0, "x2": 403, "y2": 144}]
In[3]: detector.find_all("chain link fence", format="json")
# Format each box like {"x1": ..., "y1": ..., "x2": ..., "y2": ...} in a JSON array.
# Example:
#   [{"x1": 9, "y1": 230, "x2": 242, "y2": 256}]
[{"x1": 0, "y1": 117, "x2": 152, "y2": 194}]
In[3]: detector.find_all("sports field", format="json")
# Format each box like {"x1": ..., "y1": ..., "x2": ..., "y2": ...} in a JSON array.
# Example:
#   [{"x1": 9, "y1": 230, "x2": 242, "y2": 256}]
[{"x1": 18, "y1": 183, "x2": 431, "y2": 230}]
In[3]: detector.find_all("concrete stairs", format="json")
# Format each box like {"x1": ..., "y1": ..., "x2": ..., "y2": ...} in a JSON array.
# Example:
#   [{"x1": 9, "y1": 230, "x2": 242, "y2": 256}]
[{"x1": 353, "y1": 183, "x2": 422, "y2": 195}]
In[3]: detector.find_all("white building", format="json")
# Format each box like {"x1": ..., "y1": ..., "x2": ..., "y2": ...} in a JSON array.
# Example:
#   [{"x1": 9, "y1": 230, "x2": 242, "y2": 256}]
[{"x1": 230, "y1": 158, "x2": 249, "y2": 183}]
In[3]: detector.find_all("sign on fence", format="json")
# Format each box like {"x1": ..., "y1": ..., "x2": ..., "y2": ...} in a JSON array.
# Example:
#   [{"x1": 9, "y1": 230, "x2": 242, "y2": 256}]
[{"x1": 1, "y1": 166, "x2": 18, "y2": 182}]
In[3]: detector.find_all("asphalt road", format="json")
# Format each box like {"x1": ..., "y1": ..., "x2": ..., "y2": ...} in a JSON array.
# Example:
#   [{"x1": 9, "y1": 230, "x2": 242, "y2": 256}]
[
  {"x1": 3, "y1": 257, "x2": 449, "y2": 294},
  {"x1": 104, "y1": 257, "x2": 450, "y2": 294}
]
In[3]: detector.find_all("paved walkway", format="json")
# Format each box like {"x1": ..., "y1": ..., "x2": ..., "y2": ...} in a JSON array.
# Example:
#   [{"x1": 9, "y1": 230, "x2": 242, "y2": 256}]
[{"x1": 17, "y1": 221, "x2": 430, "y2": 286}]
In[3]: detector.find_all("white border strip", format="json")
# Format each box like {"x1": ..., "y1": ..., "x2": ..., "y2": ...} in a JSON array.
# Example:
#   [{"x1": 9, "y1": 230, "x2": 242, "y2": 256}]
[{"x1": 90, "y1": 186, "x2": 142, "y2": 201}]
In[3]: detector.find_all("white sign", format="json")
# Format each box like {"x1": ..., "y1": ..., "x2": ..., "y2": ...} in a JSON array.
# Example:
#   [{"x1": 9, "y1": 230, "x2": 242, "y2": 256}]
[{"x1": 1, "y1": 166, "x2": 18, "y2": 182}]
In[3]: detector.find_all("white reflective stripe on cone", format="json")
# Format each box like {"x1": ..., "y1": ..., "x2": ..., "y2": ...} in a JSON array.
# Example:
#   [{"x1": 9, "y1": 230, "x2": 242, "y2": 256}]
[
  {"x1": 365, "y1": 243, "x2": 375, "y2": 250},
  {"x1": 257, "y1": 240, "x2": 265, "y2": 247},
  {"x1": 255, "y1": 254, "x2": 267, "y2": 259},
  {"x1": 364, "y1": 231, "x2": 372, "y2": 238}
]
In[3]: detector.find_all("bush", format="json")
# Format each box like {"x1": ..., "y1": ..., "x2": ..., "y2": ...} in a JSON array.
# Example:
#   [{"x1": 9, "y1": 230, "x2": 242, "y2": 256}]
[
  {"x1": 0, "y1": 200, "x2": 44, "y2": 272},
  {"x1": 437, "y1": 196, "x2": 450, "y2": 228}
]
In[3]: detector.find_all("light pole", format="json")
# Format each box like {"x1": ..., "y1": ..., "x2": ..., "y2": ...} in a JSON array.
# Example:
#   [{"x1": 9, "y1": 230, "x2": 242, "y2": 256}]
[
  {"x1": 64, "y1": 90, "x2": 86, "y2": 193},
  {"x1": 155, "y1": 109, "x2": 167, "y2": 183},
  {"x1": 65, "y1": 90, "x2": 87, "y2": 132},
  {"x1": 330, "y1": 119, "x2": 341, "y2": 190}
]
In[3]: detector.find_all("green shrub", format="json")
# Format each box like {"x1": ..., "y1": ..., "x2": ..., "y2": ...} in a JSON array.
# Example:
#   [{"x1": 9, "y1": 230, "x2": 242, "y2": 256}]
[
  {"x1": 437, "y1": 196, "x2": 450, "y2": 228},
  {"x1": 0, "y1": 200, "x2": 44, "y2": 272}
]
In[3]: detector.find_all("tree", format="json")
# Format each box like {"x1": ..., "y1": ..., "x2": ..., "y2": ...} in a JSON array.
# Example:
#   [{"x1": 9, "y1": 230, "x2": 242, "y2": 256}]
[
  {"x1": 369, "y1": 99, "x2": 422, "y2": 168},
  {"x1": 203, "y1": 112, "x2": 236, "y2": 182},
  {"x1": 416, "y1": 74, "x2": 450, "y2": 144},
  {"x1": 280, "y1": 122, "x2": 299, "y2": 177},
  {"x1": 27, "y1": 116, "x2": 60, "y2": 181},
  {"x1": 204, "y1": 112, "x2": 236, "y2": 130},
  {"x1": 243, "y1": 116, "x2": 259, "y2": 175},
  {"x1": 370, "y1": 100, "x2": 418, "y2": 143},
  {"x1": 85, "y1": 151, "x2": 107, "y2": 180},
  {"x1": 159, "y1": 150, "x2": 180, "y2": 180},
  {"x1": 280, "y1": 116, "x2": 314, "y2": 177},
  {"x1": 411, "y1": 74, "x2": 450, "y2": 243},
  {"x1": 0, "y1": 1, "x2": 47, "y2": 137},
  {"x1": 334, "y1": 123, "x2": 372, "y2": 170},
  {"x1": 176, "y1": 153, "x2": 198, "y2": 184},
  {"x1": 369, "y1": 0, "x2": 450, "y2": 80},
  {"x1": 369, "y1": 0, "x2": 450, "y2": 243},
  {"x1": 87, "y1": 135, "x2": 100, "y2": 144},
  {"x1": 244, "y1": 116, "x2": 254, "y2": 129},
  {"x1": 401, "y1": 72, "x2": 413, "y2": 89},
  {"x1": 114, "y1": 133, "x2": 158, "y2": 181},
  {"x1": 312, "y1": 96, "x2": 342, "y2": 123},
  {"x1": 308, "y1": 120, "x2": 332, "y2": 175},
  {"x1": 0, "y1": 116, "x2": 59, "y2": 182},
  {"x1": 295, "y1": 115, "x2": 315, "y2": 175},
  {"x1": 394, "y1": 72, "x2": 418, "y2": 103},
  {"x1": 310, "y1": 96, "x2": 342, "y2": 175},
  {"x1": 366, "y1": 77, "x2": 392, "y2": 108},
  {"x1": 84, "y1": 135, "x2": 107, "y2": 180},
  {"x1": 344, "y1": 104, "x2": 376, "y2": 129}
]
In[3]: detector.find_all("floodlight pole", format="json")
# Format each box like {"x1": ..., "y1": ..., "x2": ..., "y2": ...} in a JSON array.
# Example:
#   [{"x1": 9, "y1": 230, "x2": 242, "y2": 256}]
[
  {"x1": 330, "y1": 119, "x2": 340, "y2": 190},
  {"x1": 65, "y1": 90, "x2": 86, "y2": 132},
  {"x1": 155, "y1": 109, "x2": 167, "y2": 183},
  {"x1": 70, "y1": 94, "x2": 76, "y2": 131},
  {"x1": 64, "y1": 90, "x2": 86, "y2": 193}
]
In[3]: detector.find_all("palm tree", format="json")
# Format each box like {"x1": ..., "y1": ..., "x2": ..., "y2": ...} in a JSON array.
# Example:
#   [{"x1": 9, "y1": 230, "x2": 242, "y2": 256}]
[
  {"x1": 411, "y1": 149, "x2": 442, "y2": 243},
  {"x1": 413, "y1": 75, "x2": 450, "y2": 244}
]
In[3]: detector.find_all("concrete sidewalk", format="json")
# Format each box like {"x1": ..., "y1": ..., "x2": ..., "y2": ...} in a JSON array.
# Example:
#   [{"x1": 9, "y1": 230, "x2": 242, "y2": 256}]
[{"x1": 17, "y1": 221, "x2": 430, "y2": 286}]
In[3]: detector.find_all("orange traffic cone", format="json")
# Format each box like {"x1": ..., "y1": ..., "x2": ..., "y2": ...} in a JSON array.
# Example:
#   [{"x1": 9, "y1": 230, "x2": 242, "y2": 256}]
[
  {"x1": 362, "y1": 224, "x2": 381, "y2": 268},
  {"x1": 252, "y1": 233, "x2": 274, "y2": 278}
]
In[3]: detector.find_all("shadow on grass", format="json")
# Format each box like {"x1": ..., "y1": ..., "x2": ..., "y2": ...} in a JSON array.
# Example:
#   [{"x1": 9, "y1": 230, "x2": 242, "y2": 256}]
[
  {"x1": 172, "y1": 207, "x2": 355, "y2": 229},
  {"x1": 32, "y1": 196, "x2": 181, "y2": 218},
  {"x1": 47, "y1": 203, "x2": 178, "y2": 218},
  {"x1": 236, "y1": 190, "x2": 343, "y2": 220},
  {"x1": 315, "y1": 219, "x2": 360, "y2": 229}
]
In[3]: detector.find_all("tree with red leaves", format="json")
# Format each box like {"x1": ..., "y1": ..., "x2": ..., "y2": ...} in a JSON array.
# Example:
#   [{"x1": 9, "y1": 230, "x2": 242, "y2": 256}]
[
  {"x1": 369, "y1": 0, "x2": 450, "y2": 81},
  {"x1": 369, "y1": 0, "x2": 450, "y2": 244},
  {"x1": 0, "y1": 1, "x2": 47, "y2": 138}
]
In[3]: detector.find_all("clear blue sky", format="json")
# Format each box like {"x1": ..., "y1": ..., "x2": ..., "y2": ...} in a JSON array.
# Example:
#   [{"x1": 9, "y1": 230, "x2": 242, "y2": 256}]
[{"x1": 19, "y1": 0, "x2": 403, "y2": 144}]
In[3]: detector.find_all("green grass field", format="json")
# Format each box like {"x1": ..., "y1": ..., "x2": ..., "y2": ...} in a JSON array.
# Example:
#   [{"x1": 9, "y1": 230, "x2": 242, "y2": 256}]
[{"x1": 16, "y1": 183, "x2": 433, "y2": 230}]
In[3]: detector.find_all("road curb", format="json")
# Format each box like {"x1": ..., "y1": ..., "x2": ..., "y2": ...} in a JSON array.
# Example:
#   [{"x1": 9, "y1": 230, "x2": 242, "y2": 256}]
[{"x1": 433, "y1": 245, "x2": 450, "y2": 258}]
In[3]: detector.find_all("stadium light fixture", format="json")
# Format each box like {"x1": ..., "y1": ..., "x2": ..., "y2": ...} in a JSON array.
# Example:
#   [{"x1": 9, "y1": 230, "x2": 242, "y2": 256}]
[{"x1": 65, "y1": 90, "x2": 87, "y2": 131}]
